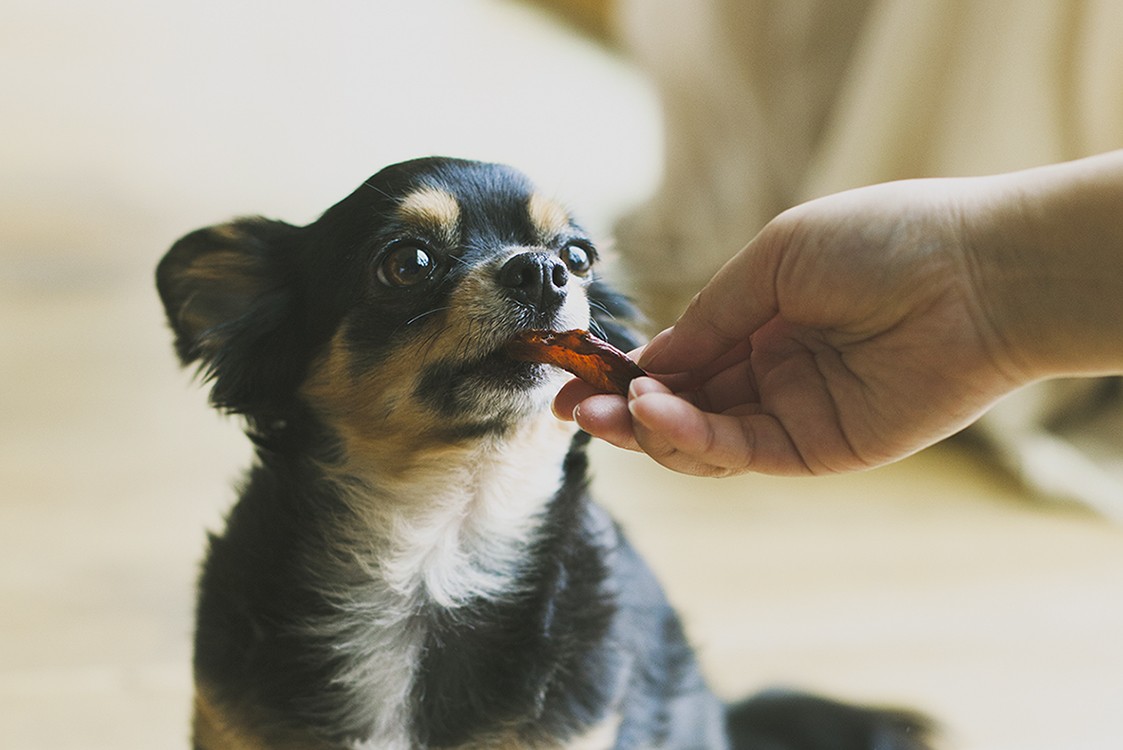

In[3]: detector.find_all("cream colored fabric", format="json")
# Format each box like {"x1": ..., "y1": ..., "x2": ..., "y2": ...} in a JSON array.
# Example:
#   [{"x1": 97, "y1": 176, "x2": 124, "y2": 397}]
[
  {"x1": 615, "y1": 0, "x2": 1123, "y2": 317},
  {"x1": 613, "y1": 0, "x2": 1123, "y2": 513},
  {"x1": 808, "y1": 0, "x2": 1123, "y2": 193}
]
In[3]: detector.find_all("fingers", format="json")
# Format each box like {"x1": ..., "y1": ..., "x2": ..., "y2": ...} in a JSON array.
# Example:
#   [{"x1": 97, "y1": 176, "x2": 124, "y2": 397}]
[
  {"x1": 624, "y1": 379, "x2": 811, "y2": 477},
  {"x1": 554, "y1": 378, "x2": 642, "y2": 451},
  {"x1": 552, "y1": 343, "x2": 651, "y2": 452},
  {"x1": 551, "y1": 343, "x2": 650, "y2": 418},
  {"x1": 552, "y1": 378, "x2": 600, "y2": 421},
  {"x1": 558, "y1": 376, "x2": 814, "y2": 477},
  {"x1": 574, "y1": 394, "x2": 642, "y2": 452}
]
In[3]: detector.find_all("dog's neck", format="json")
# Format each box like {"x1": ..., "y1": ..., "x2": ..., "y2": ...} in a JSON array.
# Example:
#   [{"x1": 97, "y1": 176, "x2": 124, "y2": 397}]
[
  {"x1": 297, "y1": 410, "x2": 583, "y2": 747},
  {"x1": 321, "y1": 410, "x2": 578, "y2": 605}
]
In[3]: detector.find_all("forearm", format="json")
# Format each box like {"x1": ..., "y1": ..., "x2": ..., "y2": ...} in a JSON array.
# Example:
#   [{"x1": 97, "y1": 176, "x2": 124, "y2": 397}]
[{"x1": 966, "y1": 151, "x2": 1123, "y2": 381}]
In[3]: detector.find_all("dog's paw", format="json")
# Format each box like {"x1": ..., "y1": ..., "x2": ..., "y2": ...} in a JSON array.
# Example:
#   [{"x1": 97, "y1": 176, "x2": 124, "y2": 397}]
[{"x1": 726, "y1": 690, "x2": 935, "y2": 750}]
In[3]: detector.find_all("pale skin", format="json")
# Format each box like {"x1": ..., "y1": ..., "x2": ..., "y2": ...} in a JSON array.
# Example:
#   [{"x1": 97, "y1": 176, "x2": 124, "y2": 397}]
[{"x1": 555, "y1": 151, "x2": 1123, "y2": 478}]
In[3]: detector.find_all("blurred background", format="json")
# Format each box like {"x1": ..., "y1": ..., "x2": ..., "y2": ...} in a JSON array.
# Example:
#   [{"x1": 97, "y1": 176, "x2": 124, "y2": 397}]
[{"x1": 3, "y1": 1, "x2": 1123, "y2": 749}]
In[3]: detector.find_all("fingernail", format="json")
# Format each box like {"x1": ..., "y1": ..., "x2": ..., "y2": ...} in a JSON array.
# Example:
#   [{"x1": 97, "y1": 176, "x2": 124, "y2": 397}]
[
  {"x1": 628, "y1": 376, "x2": 661, "y2": 399},
  {"x1": 626, "y1": 387, "x2": 657, "y2": 427}
]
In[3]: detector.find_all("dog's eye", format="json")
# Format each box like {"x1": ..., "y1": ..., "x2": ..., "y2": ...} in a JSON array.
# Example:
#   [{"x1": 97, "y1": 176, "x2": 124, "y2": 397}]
[
  {"x1": 377, "y1": 244, "x2": 436, "y2": 287},
  {"x1": 560, "y1": 244, "x2": 594, "y2": 276}
]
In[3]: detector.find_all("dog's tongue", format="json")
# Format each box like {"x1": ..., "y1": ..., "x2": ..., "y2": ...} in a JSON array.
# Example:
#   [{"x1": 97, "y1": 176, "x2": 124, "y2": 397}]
[{"x1": 505, "y1": 329, "x2": 646, "y2": 395}]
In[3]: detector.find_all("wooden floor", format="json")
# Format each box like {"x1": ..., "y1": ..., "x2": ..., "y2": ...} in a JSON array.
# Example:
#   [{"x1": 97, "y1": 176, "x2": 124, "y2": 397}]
[{"x1": 4, "y1": 2, "x2": 1123, "y2": 749}]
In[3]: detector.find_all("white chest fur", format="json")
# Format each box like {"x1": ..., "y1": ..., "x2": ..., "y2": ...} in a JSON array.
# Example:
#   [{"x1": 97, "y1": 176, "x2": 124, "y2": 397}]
[{"x1": 306, "y1": 414, "x2": 578, "y2": 748}]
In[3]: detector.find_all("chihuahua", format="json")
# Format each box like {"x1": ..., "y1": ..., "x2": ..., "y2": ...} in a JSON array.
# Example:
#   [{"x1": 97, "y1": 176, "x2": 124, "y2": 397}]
[{"x1": 157, "y1": 157, "x2": 930, "y2": 749}]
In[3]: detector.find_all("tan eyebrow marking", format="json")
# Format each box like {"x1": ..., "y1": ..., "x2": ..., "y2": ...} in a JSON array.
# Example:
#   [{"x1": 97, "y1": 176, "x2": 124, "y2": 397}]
[
  {"x1": 396, "y1": 187, "x2": 461, "y2": 244},
  {"x1": 527, "y1": 192, "x2": 572, "y2": 241}
]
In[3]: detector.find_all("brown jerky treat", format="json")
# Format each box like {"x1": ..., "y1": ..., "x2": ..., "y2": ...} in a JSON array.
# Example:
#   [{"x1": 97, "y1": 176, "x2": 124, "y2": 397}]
[{"x1": 506, "y1": 329, "x2": 646, "y2": 395}]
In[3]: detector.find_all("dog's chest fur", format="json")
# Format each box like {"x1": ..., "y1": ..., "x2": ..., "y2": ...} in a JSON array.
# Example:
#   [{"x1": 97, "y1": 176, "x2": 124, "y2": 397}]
[
  {"x1": 192, "y1": 416, "x2": 633, "y2": 749},
  {"x1": 304, "y1": 416, "x2": 577, "y2": 748}
]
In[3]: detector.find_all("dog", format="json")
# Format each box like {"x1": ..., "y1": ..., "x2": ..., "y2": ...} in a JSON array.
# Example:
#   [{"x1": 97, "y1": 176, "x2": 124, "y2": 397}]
[{"x1": 157, "y1": 157, "x2": 932, "y2": 749}]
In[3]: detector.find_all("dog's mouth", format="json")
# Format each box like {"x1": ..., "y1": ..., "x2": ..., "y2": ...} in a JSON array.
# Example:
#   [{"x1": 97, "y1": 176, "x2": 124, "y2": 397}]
[
  {"x1": 431, "y1": 327, "x2": 641, "y2": 395},
  {"x1": 415, "y1": 327, "x2": 643, "y2": 426},
  {"x1": 503, "y1": 329, "x2": 645, "y2": 395},
  {"x1": 473, "y1": 342, "x2": 550, "y2": 386}
]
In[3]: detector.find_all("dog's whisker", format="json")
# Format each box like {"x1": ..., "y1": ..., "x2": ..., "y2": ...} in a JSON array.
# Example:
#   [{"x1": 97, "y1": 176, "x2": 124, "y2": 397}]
[
  {"x1": 387, "y1": 309, "x2": 448, "y2": 343},
  {"x1": 404, "y1": 307, "x2": 451, "y2": 328},
  {"x1": 458, "y1": 319, "x2": 482, "y2": 362},
  {"x1": 416, "y1": 323, "x2": 449, "y2": 362},
  {"x1": 587, "y1": 298, "x2": 616, "y2": 320}
]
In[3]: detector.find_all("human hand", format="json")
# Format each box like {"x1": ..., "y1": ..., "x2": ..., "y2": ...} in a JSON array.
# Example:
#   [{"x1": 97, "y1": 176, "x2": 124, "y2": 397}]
[{"x1": 556, "y1": 176, "x2": 1035, "y2": 477}]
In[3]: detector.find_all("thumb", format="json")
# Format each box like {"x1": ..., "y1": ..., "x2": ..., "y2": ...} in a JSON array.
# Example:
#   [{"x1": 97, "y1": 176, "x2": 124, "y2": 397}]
[{"x1": 640, "y1": 230, "x2": 781, "y2": 374}]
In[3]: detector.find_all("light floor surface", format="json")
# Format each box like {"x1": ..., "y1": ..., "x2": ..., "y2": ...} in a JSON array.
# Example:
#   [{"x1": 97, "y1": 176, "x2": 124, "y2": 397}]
[{"x1": 4, "y1": 2, "x2": 1123, "y2": 749}]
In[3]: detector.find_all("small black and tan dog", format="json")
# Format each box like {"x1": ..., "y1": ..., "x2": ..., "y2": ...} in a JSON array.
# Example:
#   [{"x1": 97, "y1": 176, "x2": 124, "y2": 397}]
[{"x1": 158, "y1": 157, "x2": 932, "y2": 750}]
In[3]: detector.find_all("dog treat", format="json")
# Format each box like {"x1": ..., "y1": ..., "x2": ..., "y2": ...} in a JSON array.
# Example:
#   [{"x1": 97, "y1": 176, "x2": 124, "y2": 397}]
[{"x1": 506, "y1": 329, "x2": 646, "y2": 395}]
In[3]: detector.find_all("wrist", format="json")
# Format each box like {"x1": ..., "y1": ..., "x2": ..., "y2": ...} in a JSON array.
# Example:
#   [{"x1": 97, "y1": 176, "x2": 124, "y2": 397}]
[{"x1": 961, "y1": 153, "x2": 1123, "y2": 382}]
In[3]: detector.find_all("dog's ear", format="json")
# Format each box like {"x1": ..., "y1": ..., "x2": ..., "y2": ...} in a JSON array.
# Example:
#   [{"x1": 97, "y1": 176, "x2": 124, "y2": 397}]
[
  {"x1": 156, "y1": 218, "x2": 302, "y2": 416},
  {"x1": 587, "y1": 278, "x2": 647, "y2": 353}
]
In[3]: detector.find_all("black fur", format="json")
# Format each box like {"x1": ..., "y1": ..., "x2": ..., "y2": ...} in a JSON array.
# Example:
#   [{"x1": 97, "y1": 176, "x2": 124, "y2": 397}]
[{"x1": 158, "y1": 157, "x2": 935, "y2": 749}]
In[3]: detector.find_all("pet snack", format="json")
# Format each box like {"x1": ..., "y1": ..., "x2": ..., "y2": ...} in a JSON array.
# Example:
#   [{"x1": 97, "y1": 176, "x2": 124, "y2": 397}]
[{"x1": 506, "y1": 329, "x2": 646, "y2": 395}]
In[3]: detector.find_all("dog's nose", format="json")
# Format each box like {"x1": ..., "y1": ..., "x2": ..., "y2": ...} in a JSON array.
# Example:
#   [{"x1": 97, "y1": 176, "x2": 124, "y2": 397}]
[{"x1": 498, "y1": 252, "x2": 569, "y2": 310}]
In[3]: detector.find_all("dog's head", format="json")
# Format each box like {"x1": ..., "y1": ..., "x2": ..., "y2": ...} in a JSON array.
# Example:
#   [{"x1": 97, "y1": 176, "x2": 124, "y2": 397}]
[{"x1": 157, "y1": 157, "x2": 640, "y2": 459}]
